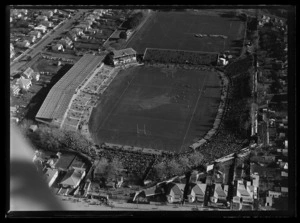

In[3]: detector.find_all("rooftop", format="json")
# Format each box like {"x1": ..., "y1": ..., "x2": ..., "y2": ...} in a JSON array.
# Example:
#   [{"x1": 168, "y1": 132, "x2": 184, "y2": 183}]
[
  {"x1": 36, "y1": 54, "x2": 104, "y2": 121},
  {"x1": 44, "y1": 168, "x2": 58, "y2": 184},
  {"x1": 113, "y1": 48, "x2": 136, "y2": 59},
  {"x1": 60, "y1": 167, "x2": 85, "y2": 187}
]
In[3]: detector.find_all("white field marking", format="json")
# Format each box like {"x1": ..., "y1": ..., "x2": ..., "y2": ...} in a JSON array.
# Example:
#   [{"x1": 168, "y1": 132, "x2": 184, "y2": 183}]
[
  {"x1": 180, "y1": 72, "x2": 208, "y2": 151},
  {"x1": 96, "y1": 71, "x2": 137, "y2": 133}
]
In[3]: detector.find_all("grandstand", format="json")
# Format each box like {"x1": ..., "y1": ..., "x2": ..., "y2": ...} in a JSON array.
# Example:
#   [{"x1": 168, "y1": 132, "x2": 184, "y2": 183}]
[{"x1": 35, "y1": 54, "x2": 105, "y2": 126}]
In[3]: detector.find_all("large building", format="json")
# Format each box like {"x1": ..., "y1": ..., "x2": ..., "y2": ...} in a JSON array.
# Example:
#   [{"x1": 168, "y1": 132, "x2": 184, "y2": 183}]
[
  {"x1": 35, "y1": 54, "x2": 105, "y2": 126},
  {"x1": 112, "y1": 48, "x2": 137, "y2": 66}
]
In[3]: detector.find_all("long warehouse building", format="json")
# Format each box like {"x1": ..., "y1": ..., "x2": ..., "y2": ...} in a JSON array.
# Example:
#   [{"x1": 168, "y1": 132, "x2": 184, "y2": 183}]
[{"x1": 35, "y1": 54, "x2": 105, "y2": 126}]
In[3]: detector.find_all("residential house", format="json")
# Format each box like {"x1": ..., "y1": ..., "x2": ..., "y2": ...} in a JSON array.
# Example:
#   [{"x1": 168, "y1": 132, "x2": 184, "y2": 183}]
[
  {"x1": 218, "y1": 56, "x2": 228, "y2": 66},
  {"x1": 281, "y1": 171, "x2": 288, "y2": 177},
  {"x1": 210, "y1": 183, "x2": 228, "y2": 203},
  {"x1": 29, "y1": 30, "x2": 41, "y2": 38},
  {"x1": 265, "y1": 196, "x2": 273, "y2": 207},
  {"x1": 281, "y1": 187, "x2": 288, "y2": 197},
  {"x1": 16, "y1": 76, "x2": 32, "y2": 90},
  {"x1": 58, "y1": 36, "x2": 73, "y2": 48},
  {"x1": 25, "y1": 35, "x2": 36, "y2": 43},
  {"x1": 142, "y1": 186, "x2": 164, "y2": 197},
  {"x1": 268, "y1": 190, "x2": 282, "y2": 198},
  {"x1": 36, "y1": 15, "x2": 48, "y2": 21},
  {"x1": 187, "y1": 183, "x2": 207, "y2": 203},
  {"x1": 75, "y1": 24, "x2": 90, "y2": 31},
  {"x1": 34, "y1": 24, "x2": 47, "y2": 33},
  {"x1": 16, "y1": 40, "x2": 30, "y2": 48},
  {"x1": 67, "y1": 31, "x2": 78, "y2": 41},
  {"x1": 112, "y1": 48, "x2": 137, "y2": 66},
  {"x1": 52, "y1": 43, "x2": 64, "y2": 52},
  {"x1": 235, "y1": 180, "x2": 254, "y2": 205},
  {"x1": 44, "y1": 168, "x2": 59, "y2": 187},
  {"x1": 59, "y1": 167, "x2": 86, "y2": 189},
  {"x1": 10, "y1": 84, "x2": 20, "y2": 96},
  {"x1": 10, "y1": 43, "x2": 15, "y2": 59},
  {"x1": 22, "y1": 67, "x2": 35, "y2": 79},
  {"x1": 166, "y1": 183, "x2": 185, "y2": 203},
  {"x1": 71, "y1": 28, "x2": 84, "y2": 36},
  {"x1": 29, "y1": 125, "x2": 38, "y2": 132},
  {"x1": 232, "y1": 196, "x2": 242, "y2": 210},
  {"x1": 109, "y1": 30, "x2": 122, "y2": 41},
  {"x1": 19, "y1": 9, "x2": 28, "y2": 15},
  {"x1": 40, "y1": 20, "x2": 53, "y2": 28},
  {"x1": 33, "y1": 72, "x2": 40, "y2": 81},
  {"x1": 41, "y1": 10, "x2": 53, "y2": 17},
  {"x1": 85, "y1": 14, "x2": 96, "y2": 21}
]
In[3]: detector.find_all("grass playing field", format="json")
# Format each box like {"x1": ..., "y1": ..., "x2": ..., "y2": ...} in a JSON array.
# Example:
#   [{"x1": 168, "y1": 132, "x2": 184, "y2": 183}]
[
  {"x1": 89, "y1": 65, "x2": 221, "y2": 153},
  {"x1": 126, "y1": 11, "x2": 245, "y2": 55}
]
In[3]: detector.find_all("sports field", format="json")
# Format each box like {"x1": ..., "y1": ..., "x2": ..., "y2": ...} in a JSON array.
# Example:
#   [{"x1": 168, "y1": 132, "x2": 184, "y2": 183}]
[
  {"x1": 126, "y1": 11, "x2": 245, "y2": 54},
  {"x1": 89, "y1": 65, "x2": 221, "y2": 153}
]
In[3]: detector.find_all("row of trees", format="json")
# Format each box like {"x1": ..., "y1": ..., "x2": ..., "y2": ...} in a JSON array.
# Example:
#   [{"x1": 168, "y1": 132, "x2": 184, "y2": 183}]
[
  {"x1": 19, "y1": 120, "x2": 93, "y2": 155},
  {"x1": 152, "y1": 152, "x2": 204, "y2": 181},
  {"x1": 144, "y1": 49, "x2": 218, "y2": 65}
]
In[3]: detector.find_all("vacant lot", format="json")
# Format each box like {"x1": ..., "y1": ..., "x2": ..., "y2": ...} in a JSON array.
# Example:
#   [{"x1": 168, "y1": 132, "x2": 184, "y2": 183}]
[
  {"x1": 126, "y1": 11, "x2": 245, "y2": 55},
  {"x1": 89, "y1": 65, "x2": 221, "y2": 153},
  {"x1": 31, "y1": 58, "x2": 61, "y2": 73}
]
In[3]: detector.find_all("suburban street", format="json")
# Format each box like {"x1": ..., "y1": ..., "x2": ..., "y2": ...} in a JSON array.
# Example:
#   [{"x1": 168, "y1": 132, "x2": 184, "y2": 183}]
[{"x1": 10, "y1": 9, "x2": 88, "y2": 75}]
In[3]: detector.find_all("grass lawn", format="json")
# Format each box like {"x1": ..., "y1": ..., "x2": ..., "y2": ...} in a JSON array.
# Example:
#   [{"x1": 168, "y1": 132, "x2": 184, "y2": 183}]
[
  {"x1": 126, "y1": 11, "x2": 245, "y2": 55},
  {"x1": 89, "y1": 65, "x2": 221, "y2": 153},
  {"x1": 74, "y1": 42, "x2": 101, "y2": 50}
]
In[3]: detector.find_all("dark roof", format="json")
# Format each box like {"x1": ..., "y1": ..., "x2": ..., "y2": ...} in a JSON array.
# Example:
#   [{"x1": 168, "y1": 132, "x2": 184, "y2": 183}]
[
  {"x1": 168, "y1": 183, "x2": 184, "y2": 196},
  {"x1": 192, "y1": 183, "x2": 206, "y2": 196},
  {"x1": 36, "y1": 54, "x2": 104, "y2": 120},
  {"x1": 144, "y1": 186, "x2": 163, "y2": 197},
  {"x1": 214, "y1": 184, "x2": 227, "y2": 198},
  {"x1": 60, "y1": 167, "x2": 85, "y2": 186},
  {"x1": 110, "y1": 30, "x2": 122, "y2": 39}
]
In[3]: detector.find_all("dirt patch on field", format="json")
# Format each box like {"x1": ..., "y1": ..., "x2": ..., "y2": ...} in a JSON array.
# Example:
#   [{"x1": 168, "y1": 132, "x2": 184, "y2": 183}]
[{"x1": 138, "y1": 94, "x2": 171, "y2": 110}]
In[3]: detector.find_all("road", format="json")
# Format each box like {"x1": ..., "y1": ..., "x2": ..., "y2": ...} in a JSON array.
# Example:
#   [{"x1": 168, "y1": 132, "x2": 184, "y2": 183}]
[{"x1": 10, "y1": 9, "x2": 89, "y2": 75}]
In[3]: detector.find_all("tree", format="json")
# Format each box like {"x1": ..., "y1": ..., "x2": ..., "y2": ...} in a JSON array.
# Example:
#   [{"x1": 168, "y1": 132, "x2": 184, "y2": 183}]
[
  {"x1": 153, "y1": 162, "x2": 168, "y2": 180},
  {"x1": 166, "y1": 159, "x2": 183, "y2": 177},
  {"x1": 94, "y1": 158, "x2": 110, "y2": 186},
  {"x1": 110, "y1": 157, "x2": 124, "y2": 178},
  {"x1": 119, "y1": 31, "x2": 127, "y2": 39},
  {"x1": 177, "y1": 155, "x2": 190, "y2": 172},
  {"x1": 188, "y1": 152, "x2": 204, "y2": 168}
]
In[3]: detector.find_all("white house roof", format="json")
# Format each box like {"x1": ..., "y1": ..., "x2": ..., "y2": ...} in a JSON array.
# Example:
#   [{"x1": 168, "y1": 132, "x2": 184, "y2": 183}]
[
  {"x1": 44, "y1": 168, "x2": 58, "y2": 184},
  {"x1": 23, "y1": 67, "x2": 35, "y2": 77},
  {"x1": 17, "y1": 77, "x2": 31, "y2": 86}
]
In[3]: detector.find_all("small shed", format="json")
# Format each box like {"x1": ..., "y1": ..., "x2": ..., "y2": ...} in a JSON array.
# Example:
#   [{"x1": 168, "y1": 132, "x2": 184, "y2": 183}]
[{"x1": 29, "y1": 125, "x2": 38, "y2": 132}]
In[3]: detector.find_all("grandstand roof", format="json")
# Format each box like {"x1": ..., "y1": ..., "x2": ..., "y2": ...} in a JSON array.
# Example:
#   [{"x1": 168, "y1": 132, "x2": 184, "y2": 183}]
[{"x1": 36, "y1": 54, "x2": 104, "y2": 121}]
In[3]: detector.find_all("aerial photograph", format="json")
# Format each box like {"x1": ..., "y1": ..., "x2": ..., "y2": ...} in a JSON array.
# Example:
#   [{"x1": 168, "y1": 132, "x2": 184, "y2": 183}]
[{"x1": 8, "y1": 5, "x2": 295, "y2": 217}]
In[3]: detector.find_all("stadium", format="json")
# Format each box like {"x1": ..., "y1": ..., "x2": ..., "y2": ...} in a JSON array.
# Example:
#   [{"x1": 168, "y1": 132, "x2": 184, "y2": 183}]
[{"x1": 36, "y1": 10, "x2": 246, "y2": 154}]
